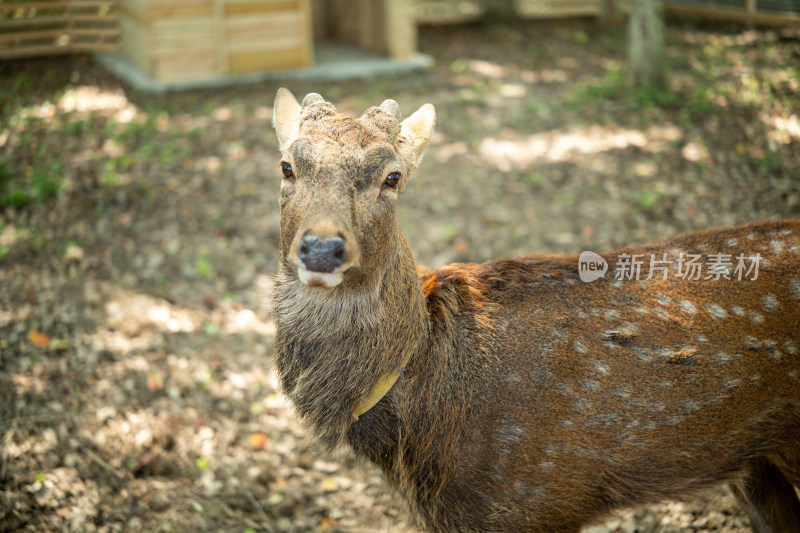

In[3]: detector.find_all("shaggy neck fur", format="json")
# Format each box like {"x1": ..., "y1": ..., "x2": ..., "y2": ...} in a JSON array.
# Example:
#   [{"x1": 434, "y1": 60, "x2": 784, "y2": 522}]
[
  {"x1": 274, "y1": 229, "x2": 500, "y2": 531},
  {"x1": 273, "y1": 229, "x2": 430, "y2": 448}
]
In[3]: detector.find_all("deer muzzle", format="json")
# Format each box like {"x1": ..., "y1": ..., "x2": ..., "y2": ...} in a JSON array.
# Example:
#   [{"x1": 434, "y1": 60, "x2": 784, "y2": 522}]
[
  {"x1": 297, "y1": 231, "x2": 347, "y2": 273},
  {"x1": 291, "y1": 223, "x2": 360, "y2": 288}
]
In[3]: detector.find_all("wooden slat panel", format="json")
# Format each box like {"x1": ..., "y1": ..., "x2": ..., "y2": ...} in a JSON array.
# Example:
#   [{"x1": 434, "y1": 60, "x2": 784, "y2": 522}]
[
  {"x1": 224, "y1": 0, "x2": 298, "y2": 15},
  {"x1": 515, "y1": 0, "x2": 598, "y2": 18},
  {"x1": 0, "y1": 2, "x2": 68, "y2": 11},
  {"x1": 663, "y1": 2, "x2": 800, "y2": 25},
  {"x1": 298, "y1": 0, "x2": 311, "y2": 65},
  {"x1": 151, "y1": 28, "x2": 217, "y2": 49},
  {"x1": 225, "y1": 10, "x2": 298, "y2": 33},
  {"x1": 384, "y1": 0, "x2": 415, "y2": 59},
  {"x1": 227, "y1": 32, "x2": 300, "y2": 53},
  {"x1": 69, "y1": 0, "x2": 119, "y2": 8},
  {"x1": 0, "y1": 28, "x2": 64, "y2": 42},
  {"x1": 0, "y1": 0, "x2": 119, "y2": 58},
  {"x1": 68, "y1": 13, "x2": 118, "y2": 22},
  {"x1": 150, "y1": 16, "x2": 215, "y2": 34},
  {"x1": 72, "y1": 41, "x2": 118, "y2": 50},
  {"x1": 146, "y1": 0, "x2": 212, "y2": 9},
  {"x1": 228, "y1": 46, "x2": 307, "y2": 73},
  {"x1": 153, "y1": 49, "x2": 218, "y2": 81},
  {"x1": 71, "y1": 27, "x2": 120, "y2": 36},
  {"x1": 0, "y1": 15, "x2": 69, "y2": 28}
]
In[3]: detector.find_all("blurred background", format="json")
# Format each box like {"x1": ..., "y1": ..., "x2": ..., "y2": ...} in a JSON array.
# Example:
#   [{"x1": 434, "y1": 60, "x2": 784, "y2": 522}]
[{"x1": 1, "y1": 1, "x2": 799, "y2": 532}]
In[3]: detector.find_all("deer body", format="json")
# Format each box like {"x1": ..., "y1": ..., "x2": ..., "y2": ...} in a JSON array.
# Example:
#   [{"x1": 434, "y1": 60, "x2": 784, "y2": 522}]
[{"x1": 271, "y1": 89, "x2": 800, "y2": 532}]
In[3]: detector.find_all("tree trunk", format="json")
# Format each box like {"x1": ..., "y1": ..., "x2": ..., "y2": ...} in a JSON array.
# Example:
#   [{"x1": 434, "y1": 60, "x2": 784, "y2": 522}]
[
  {"x1": 598, "y1": 0, "x2": 622, "y2": 27},
  {"x1": 628, "y1": 0, "x2": 666, "y2": 89}
]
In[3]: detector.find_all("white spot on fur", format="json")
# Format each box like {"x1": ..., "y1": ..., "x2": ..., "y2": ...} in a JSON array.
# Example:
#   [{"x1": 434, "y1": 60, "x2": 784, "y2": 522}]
[
  {"x1": 705, "y1": 303, "x2": 727, "y2": 319},
  {"x1": 665, "y1": 414, "x2": 684, "y2": 425},
  {"x1": 784, "y1": 341, "x2": 797, "y2": 355},
  {"x1": 656, "y1": 294, "x2": 672, "y2": 306},
  {"x1": 678, "y1": 300, "x2": 697, "y2": 314},
  {"x1": 654, "y1": 308, "x2": 670, "y2": 320},
  {"x1": 538, "y1": 461, "x2": 554, "y2": 471},
  {"x1": 714, "y1": 352, "x2": 731, "y2": 363},
  {"x1": 789, "y1": 370, "x2": 798, "y2": 380},
  {"x1": 761, "y1": 294, "x2": 779, "y2": 312},
  {"x1": 297, "y1": 267, "x2": 344, "y2": 288},
  {"x1": 658, "y1": 379, "x2": 673, "y2": 390},
  {"x1": 721, "y1": 377, "x2": 741, "y2": 390},
  {"x1": 613, "y1": 385, "x2": 631, "y2": 398},
  {"x1": 780, "y1": 229, "x2": 792, "y2": 236},
  {"x1": 749, "y1": 311, "x2": 764, "y2": 324},
  {"x1": 770, "y1": 240, "x2": 783, "y2": 255},
  {"x1": 604, "y1": 309, "x2": 619, "y2": 320},
  {"x1": 731, "y1": 305, "x2": 745, "y2": 317},
  {"x1": 498, "y1": 419, "x2": 526, "y2": 444},
  {"x1": 555, "y1": 382, "x2": 572, "y2": 396},
  {"x1": 583, "y1": 379, "x2": 601, "y2": 391},
  {"x1": 574, "y1": 398, "x2": 592, "y2": 411},
  {"x1": 545, "y1": 443, "x2": 567, "y2": 456},
  {"x1": 621, "y1": 321, "x2": 639, "y2": 334},
  {"x1": 791, "y1": 280, "x2": 800, "y2": 301},
  {"x1": 574, "y1": 339, "x2": 587, "y2": 354},
  {"x1": 612, "y1": 280, "x2": 623, "y2": 289},
  {"x1": 681, "y1": 400, "x2": 700, "y2": 412},
  {"x1": 695, "y1": 334, "x2": 709, "y2": 343},
  {"x1": 594, "y1": 360, "x2": 610, "y2": 374},
  {"x1": 725, "y1": 238, "x2": 737, "y2": 247}
]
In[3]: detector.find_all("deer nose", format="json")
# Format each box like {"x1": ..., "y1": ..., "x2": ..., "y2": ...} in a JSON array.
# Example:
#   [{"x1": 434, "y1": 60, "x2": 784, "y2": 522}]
[{"x1": 297, "y1": 231, "x2": 348, "y2": 273}]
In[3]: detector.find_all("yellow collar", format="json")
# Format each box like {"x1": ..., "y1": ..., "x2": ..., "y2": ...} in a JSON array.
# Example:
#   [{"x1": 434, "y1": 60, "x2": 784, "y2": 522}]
[{"x1": 352, "y1": 352, "x2": 411, "y2": 418}]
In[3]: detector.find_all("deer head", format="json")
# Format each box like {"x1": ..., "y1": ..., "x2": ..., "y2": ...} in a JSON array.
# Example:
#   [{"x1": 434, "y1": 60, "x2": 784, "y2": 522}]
[{"x1": 273, "y1": 88, "x2": 435, "y2": 290}]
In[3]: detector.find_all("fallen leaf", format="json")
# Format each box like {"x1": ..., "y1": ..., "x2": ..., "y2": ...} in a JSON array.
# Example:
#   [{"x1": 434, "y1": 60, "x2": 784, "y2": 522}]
[
  {"x1": 266, "y1": 492, "x2": 284, "y2": 506},
  {"x1": 147, "y1": 371, "x2": 164, "y2": 391},
  {"x1": 319, "y1": 517, "x2": 340, "y2": 532},
  {"x1": 319, "y1": 477, "x2": 339, "y2": 492},
  {"x1": 247, "y1": 433, "x2": 269, "y2": 449},
  {"x1": 28, "y1": 331, "x2": 50, "y2": 348},
  {"x1": 49, "y1": 338, "x2": 70, "y2": 351}
]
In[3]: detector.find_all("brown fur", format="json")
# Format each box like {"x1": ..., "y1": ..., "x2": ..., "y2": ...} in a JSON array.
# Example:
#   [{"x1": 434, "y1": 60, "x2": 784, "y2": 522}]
[{"x1": 271, "y1": 89, "x2": 800, "y2": 532}]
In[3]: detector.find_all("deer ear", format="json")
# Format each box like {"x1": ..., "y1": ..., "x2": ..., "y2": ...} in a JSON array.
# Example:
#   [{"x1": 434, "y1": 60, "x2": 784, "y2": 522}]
[
  {"x1": 273, "y1": 88, "x2": 301, "y2": 150},
  {"x1": 400, "y1": 103, "x2": 436, "y2": 164}
]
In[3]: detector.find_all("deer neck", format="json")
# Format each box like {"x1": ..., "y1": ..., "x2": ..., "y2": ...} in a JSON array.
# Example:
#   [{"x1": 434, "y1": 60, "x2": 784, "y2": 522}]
[{"x1": 273, "y1": 230, "x2": 429, "y2": 448}]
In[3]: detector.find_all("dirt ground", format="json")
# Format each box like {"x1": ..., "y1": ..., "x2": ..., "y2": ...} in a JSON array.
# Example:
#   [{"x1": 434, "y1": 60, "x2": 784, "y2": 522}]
[{"x1": 2, "y1": 17, "x2": 799, "y2": 533}]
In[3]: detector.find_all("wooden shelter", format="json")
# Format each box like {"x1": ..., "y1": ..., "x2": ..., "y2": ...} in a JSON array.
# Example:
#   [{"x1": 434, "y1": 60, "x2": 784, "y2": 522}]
[{"x1": 117, "y1": 0, "x2": 417, "y2": 84}]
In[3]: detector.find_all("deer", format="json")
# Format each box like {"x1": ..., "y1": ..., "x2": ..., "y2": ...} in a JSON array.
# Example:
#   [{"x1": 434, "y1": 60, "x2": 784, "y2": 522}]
[{"x1": 270, "y1": 88, "x2": 800, "y2": 532}]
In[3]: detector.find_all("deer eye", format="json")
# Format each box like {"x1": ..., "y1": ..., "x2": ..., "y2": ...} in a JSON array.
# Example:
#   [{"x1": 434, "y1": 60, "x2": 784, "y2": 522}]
[
  {"x1": 280, "y1": 162, "x2": 294, "y2": 179},
  {"x1": 385, "y1": 171, "x2": 401, "y2": 188}
]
